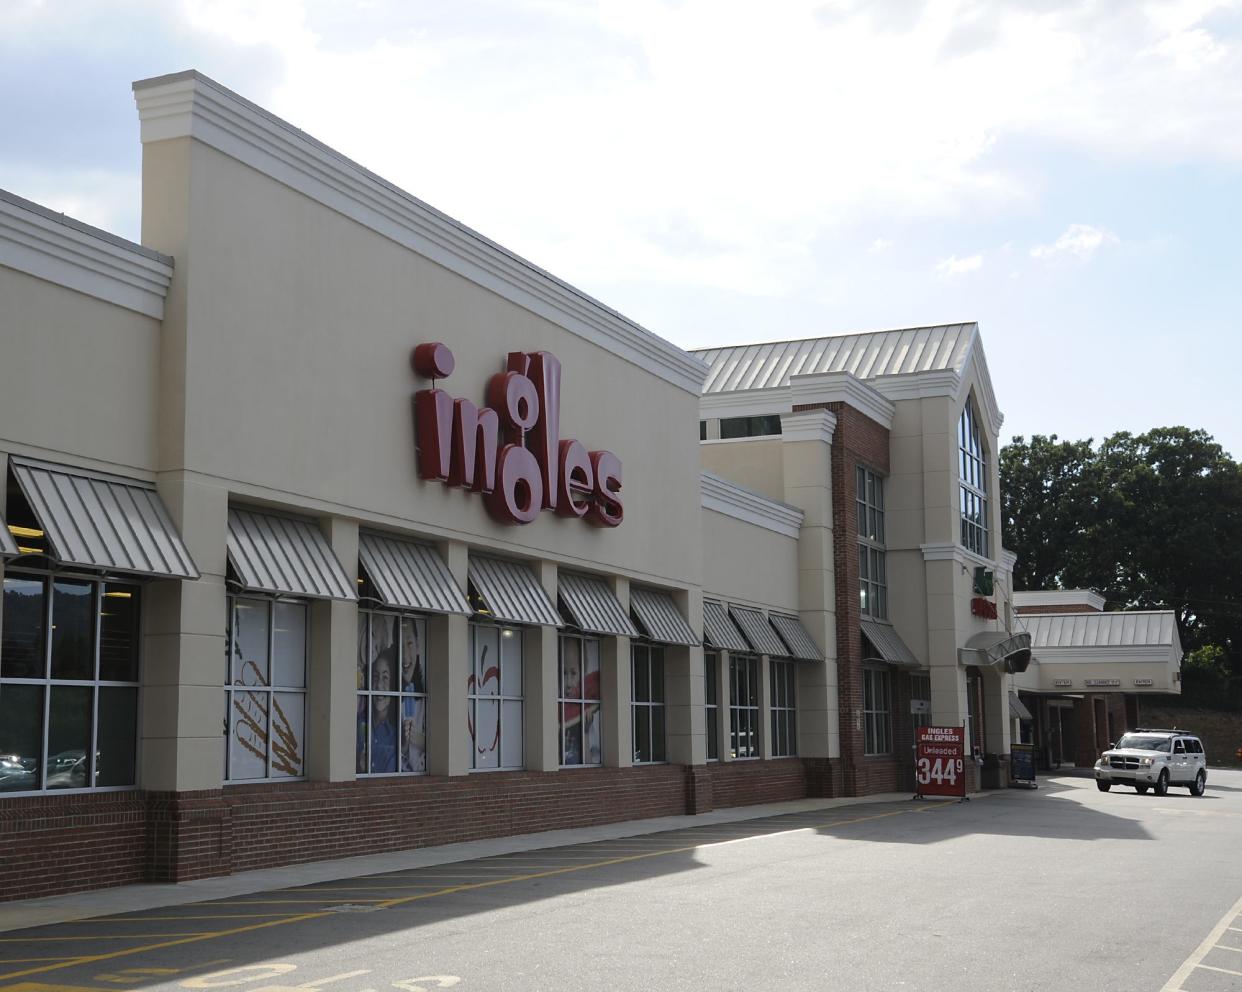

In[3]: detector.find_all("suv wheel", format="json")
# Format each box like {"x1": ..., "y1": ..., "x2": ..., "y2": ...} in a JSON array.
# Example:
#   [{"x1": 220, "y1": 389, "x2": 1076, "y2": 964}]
[
  {"x1": 1135, "y1": 784, "x2": 1149, "y2": 795},
  {"x1": 1096, "y1": 781, "x2": 1111, "y2": 792},
  {"x1": 1190, "y1": 770, "x2": 1206, "y2": 797},
  {"x1": 1153, "y1": 769, "x2": 1169, "y2": 797}
]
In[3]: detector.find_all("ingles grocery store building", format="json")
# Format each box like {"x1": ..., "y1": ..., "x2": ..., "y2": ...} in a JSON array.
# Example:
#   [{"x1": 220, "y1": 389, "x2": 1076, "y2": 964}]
[{"x1": 2, "y1": 71, "x2": 1059, "y2": 900}]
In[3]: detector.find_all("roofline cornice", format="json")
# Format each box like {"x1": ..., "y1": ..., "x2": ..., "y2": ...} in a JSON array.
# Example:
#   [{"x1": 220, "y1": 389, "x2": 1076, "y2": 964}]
[
  {"x1": 781, "y1": 408, "x2": 837, "y2": 445},
  {"x1": 700, "y1": 471, "x2": 803, "y2": 538},
  {"x1": 789, "y1": 371, "x2": 895, "y2": 429},
  {"x1": 699, "y1": 387, "x2": 790, "y2": 420},
  {"x1": 131, "y1": 70, "x2": 707, "y2": 395},
  {"x1": 0, "y1": 189, "x2": 173, "y2": 319}
]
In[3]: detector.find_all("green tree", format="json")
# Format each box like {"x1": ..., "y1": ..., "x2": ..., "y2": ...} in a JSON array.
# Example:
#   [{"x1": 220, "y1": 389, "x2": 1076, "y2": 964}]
[{"x1": 1001, "y1": 427, "x2": 1242, "y2": 672}]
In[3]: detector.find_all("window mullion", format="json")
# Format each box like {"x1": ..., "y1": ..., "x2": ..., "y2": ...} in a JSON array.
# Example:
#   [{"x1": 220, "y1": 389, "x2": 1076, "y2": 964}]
[{"x1": 90, "y1": 581, "x2": 102, "y2": 788}]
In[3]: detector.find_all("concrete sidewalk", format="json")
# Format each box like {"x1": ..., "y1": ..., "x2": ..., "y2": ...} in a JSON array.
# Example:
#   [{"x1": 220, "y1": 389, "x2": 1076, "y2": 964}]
[{"x1": 0, "y1": 789, "x2": 938, "y2": 933}]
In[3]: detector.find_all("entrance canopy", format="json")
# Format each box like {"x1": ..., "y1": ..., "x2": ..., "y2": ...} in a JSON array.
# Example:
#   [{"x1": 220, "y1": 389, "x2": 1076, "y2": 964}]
[{"x1": 960, "y1": 630, "x2": 1033, "y2": 673}]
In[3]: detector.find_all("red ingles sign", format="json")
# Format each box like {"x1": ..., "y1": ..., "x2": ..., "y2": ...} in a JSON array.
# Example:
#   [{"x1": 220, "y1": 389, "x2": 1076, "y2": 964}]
[
  {"x1": 915, "y1": 725, "x2": 966, "y2": 799},
  {"x1": 412, "y1": 343, "x2": 623, "y2": 527}
]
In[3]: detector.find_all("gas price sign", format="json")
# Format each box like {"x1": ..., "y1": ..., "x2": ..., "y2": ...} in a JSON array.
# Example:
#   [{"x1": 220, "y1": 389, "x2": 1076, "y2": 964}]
[{"x1": 915, "y1": 725, "x2": 966, "y2": 799}]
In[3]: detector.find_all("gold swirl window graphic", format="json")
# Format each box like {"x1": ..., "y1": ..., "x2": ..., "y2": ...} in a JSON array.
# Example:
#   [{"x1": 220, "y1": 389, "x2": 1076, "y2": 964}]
[{"x1": 231, "y1": 659, "x2": 303, "y2": 777}]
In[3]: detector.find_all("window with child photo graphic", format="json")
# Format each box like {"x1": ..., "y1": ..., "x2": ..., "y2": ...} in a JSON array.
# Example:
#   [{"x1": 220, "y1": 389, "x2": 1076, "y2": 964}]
[
  {"x1": 559, "y1": 634, "x2": 602, "y2": 766},
  {"x1": 356, "y1": 612, "x2": 427, "y2": 775}
]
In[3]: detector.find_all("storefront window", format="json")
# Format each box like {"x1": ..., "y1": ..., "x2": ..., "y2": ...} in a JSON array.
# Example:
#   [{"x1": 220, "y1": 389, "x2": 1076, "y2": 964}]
[
  {"x1": 729, "y1": 654, "x2": 760, "y2": 759},
  {"x1": 857, "y1": 465, "x2": 887, "y2": 620},
  {"x1": 559, "y1": 633, "x2": 601, "y2": 766},
  {"x1": 225, "y1": 596, "x2": 307, "y2": 781},
  {"x1": 704, "y1": 650, "x2": 719, "y2": 761},
  {"x1": 631, "y1": 643, "x2": 666, "y2": 763},
  {"x1": 910, "y1": 672, "x2": 931, "y2": 735},
  {"x1": 468, "y1": 622, "x2": 523, "y2": 770},
  {"x1": 1, "y1": 573, "x2": 140, "y2": 793},
  {"x1": 357, "y1": 611, "x2": 428, "y2": 775},
  {"x1": 770, "y1": 660, "x2": 797, "y2": 757},
  {"x1": 966, "y1": 667, "x2": 984, "y2": 756},
  {"x1": 958, "y1": 398, "x2": 989, "y2": 557},
  {"x1": 863, "y1": 666, "x2": 892, "y2": 755}
]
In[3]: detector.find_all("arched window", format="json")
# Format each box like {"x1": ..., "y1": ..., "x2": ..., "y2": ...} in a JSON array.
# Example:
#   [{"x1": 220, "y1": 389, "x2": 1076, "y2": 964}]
[{"x1": 958, "y1": 398, "x2": 989, "y2": 557}]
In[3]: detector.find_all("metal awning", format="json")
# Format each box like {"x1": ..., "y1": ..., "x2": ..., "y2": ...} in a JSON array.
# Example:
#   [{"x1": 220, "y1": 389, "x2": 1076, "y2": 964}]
[
  {"x1": 961, "y1": 630, "x2": 1033, "y2": 674},
  {"x1": 630, "y1": 587, "x2": 699, "y2": 646},
  {"x1": 729, "y1": 604, "x2": 788, "y2": 657},
  {"x1": 10, "y1": 457, "x2": 199, "y2": 579},
  {"x1": 1009, "y1": 691, "x2": 1034, "y2": 721},
  {"x1": 0, "y1": 515, "x2": 17, "y2": 557},
  {"x1": 769, "y1": 613, "x2": 823, "y2": 661},
  {"x1": 469, "y1": 555, "x2": 561, "y2": 627},
  {"x1": 702, "y1": 599, "x2": 749, "y2": 652},
  {"x1": 227, "y1": 508, "x2": 356, "y2": 601},
  {"x1": 861, "y1": 620, "x2": 921, "y2": 670},
  {"x1": 358, "y1": 532, "x2": 469, "y2": 615},
  {"x1": 559, "y1": 572, "x2": 639, "y2": 637}
]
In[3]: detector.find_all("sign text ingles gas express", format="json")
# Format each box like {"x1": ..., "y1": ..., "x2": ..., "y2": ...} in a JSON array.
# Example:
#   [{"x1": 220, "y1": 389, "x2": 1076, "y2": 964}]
[{"x1": 413, "y1": 343, "x2": 622, "y2": 527}]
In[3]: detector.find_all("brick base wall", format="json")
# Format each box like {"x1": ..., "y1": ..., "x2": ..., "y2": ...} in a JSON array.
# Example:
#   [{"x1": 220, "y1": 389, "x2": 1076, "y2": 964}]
[{"x1": 707, "y1": 758, "x2": 806, "y2": 809}]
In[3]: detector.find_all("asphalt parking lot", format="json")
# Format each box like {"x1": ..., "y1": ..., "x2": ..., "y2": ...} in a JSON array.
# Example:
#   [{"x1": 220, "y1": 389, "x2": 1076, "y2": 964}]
[{"x1": 2, "y1": 769, "x2": 1241, "y2": 992}]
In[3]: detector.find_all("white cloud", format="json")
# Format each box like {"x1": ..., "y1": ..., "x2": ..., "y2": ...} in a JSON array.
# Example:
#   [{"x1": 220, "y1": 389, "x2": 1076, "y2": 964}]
[
  {"x1": 869, "y1": 237, "x2": 894, "y2": 253},
  {"x1": 1030, "y1": 224, "x2": 1119, "y2": 263},
  {"x1": 936, "y1": 253, "x2": 983, "y2": 276}
]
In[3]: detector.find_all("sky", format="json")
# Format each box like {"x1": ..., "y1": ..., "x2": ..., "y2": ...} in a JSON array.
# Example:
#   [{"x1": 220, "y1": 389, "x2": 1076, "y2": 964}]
[{"x1": 3, "y1": 0, "x2": 1241, "y2": 456}]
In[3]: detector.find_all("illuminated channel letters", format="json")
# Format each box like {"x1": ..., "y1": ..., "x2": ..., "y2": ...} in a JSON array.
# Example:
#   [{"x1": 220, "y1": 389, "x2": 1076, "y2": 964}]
[{"x1": 412, "y1": 343, "x2": 623, "y2": 527}]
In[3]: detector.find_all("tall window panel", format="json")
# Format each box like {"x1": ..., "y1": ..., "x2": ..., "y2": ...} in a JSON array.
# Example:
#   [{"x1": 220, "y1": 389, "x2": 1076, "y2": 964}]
[
  {"x1": 226, "y1": 596, "x2": 308, "y2": 781},
  {"x1": 631, "y1": 643, "x2": 666, "y2": 763},
  {"x1": 958, "y1": 399, "x2": 989, "y2": 557},
  {"x1": 468, "y1": 622, "x2": 524, "y2": 770},
  {"x1": 857, "y1": 465, "x2": 887, "y2": 620},
  {"x1": 910, "y1": 672, "x2": 932, "y2": 735},
  {"x1": 770, "y1": 660, "x2": 797, "y2": 757},
  {"x1": 0, "y1": 573, "x2": 140, "y2": 793},
  {"x1": 729, "y1": 654, "x2": 760, "y2": 759},
  {"x1": 357, "y1": 611, "x2": 429, "y2": 775},
  {"x1": 559, "y1": 634, "x2": 602, "y2": 766},
  {"x1": 863, "y1": 667, "x2": 892, "y2": 756},
  {"x1": 704, "y1": 650, "x2": 720, "y2": 761}
]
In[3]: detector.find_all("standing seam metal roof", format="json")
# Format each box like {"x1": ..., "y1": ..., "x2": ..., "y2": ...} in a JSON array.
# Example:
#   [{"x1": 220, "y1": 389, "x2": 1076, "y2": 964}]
[
  {"x1": 702, "y1": 600, "x2": 750, "y2": 652},
  {"x1": 10, "y1": 458, "x2": 198, "y2": 579},
  {"x1": 1022, "y1": 612, "x2": 1179, "y2": 650},
  {"x1": 468, "y1": 556, "x2": 561, "y2": 627},
  {"x1": 694, "y1": 323, "x2": 977, "y2": 393},
  {"x1": 358, "y1": 532, "x2": 470, "y2": 615},
  {"x1": 728, "y1": 605, "x2": 788, "y2": 657},
  {"x1": 630, "y1": 588, "x2": 699, "y2": 647},
  {"x1": 559, "y1": 573, "x2": 639, "y2": 637},
  {"x1": 227, "y1": 508, "x2": 356, "y2": 601}
]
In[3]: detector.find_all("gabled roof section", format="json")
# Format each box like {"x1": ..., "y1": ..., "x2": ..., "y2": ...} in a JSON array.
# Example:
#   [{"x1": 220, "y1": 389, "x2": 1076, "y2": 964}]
[
  {"x1": 695, "y1": 323, "x2": 977, "y2": 393},
  {"x1": 0, "y1": 188, "x2": 173, "y2": 319},
  {"x1": 131, "y1": 70, "x2": 707, "y2": 394}
]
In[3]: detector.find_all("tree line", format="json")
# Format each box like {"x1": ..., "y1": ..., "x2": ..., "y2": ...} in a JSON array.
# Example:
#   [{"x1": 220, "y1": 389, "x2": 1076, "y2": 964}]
[{"x1": 1001, "y1": 427, "x2": 1242, "y2": 707}]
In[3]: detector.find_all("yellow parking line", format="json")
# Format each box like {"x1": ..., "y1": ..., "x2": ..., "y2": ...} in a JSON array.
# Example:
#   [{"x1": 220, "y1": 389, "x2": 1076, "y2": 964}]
[
  {"x1": 0, "y1": 802, "x2": 941, "y2": 983},
  {"x1": 72, "y1": 916, "x2": 304, "y2": 922},
  {"x1": 0, "y1": 935, "x2": 211, "y2": 942}
]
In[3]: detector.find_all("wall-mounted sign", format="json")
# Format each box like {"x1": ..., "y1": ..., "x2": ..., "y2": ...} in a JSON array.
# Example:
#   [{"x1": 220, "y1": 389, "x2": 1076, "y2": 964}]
[
  {"x1": 1133, "y1": 678, "x2": 1154, "y2": 687},
  {"x1": 412, "y1": 344, "x2": 622, "y2": 527},
  {"x1": 970, "y1": 597, "x2": 998, "y2": 620},
  {"x1": 910, "y1": 699, "x2": 931, "y2": 715},
  {"x1": 1052, "y1": 678, "x2": 1072, "y2": 688},
  {"x1": 1084, "y1": 679, "x2": 1121, "y2": 688}
]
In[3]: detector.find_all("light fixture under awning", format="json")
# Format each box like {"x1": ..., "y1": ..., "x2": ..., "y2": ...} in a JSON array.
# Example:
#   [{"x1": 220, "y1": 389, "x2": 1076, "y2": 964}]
[
  {"x1": 960, "y1": 630, "x2": 1033, "y2": 674},
  {"x1": 9, "y1": 457, "x2": 199, "y2": 579},
  {"x1": 227, "y1": 508, "x2": 356, "y2": 601},
  {"x1": 728, "y1": 604, "x2": 788, "y2": 657},
  {"x1": 630, "y1": 587, "x2": 699, "y2": 646},
  {"x1": 0, "y1": 515, "x2": 17, "y2": 558},
  {"x1": 358, "y1": 532, "x2": 469, "y2": 615},
  {"x1": 769, "y1": 613, "x2": 823, "y2": 661},
  {"x1": 469, "y1": 555, "x2": 561, "y2": 627},
  {"x1": 1009, "y1": 691, "x2": 1034, "y2": 721},
  {"x1": 560, "y1": 572, "x2": 639, "y2": 637},
  {"x1": 702, "y1": 599, "x2": 749, "y2": 652},
  {"x1": 861, "y1": 619, "x2": 921, "y2": 670}
]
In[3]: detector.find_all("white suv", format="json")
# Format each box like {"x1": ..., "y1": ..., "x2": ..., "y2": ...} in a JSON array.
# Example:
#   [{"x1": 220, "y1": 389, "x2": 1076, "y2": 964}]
[{"x1": 1094, "y1": 729, "x2": 1207, "y2": 797}]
